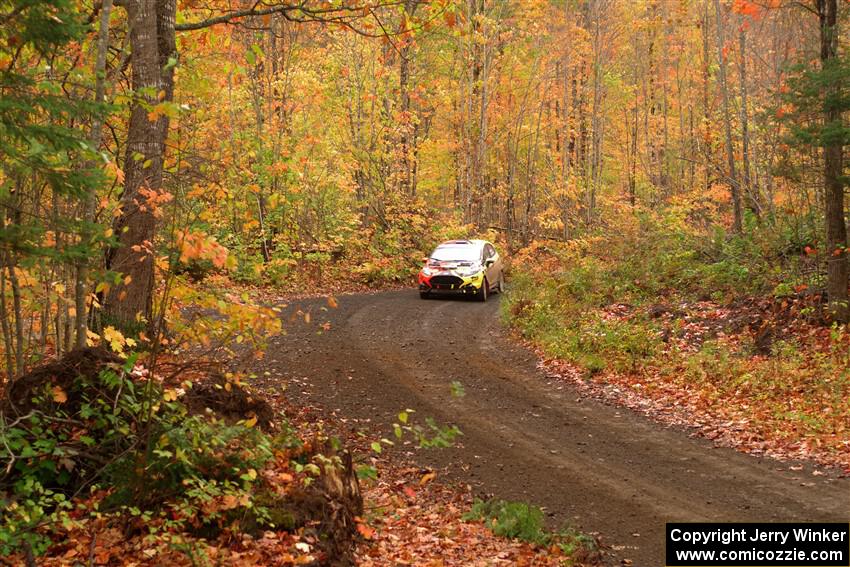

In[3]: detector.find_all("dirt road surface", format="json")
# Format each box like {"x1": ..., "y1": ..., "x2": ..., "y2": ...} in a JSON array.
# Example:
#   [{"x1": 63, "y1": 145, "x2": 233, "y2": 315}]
[{"x1": 257, "y1": 290, "x2": 849, "y2": 565}]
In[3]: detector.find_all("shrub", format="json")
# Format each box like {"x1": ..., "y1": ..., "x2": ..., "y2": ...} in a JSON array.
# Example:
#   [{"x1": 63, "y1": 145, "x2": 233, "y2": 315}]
[
  {"x1": 463, "y1": 498, "x2": 598, "y2": 559},
  {"x1": 464, "y1": 499, "x2": 549, "y2": 545},
  {"x1": 0, "y1": 349, "x2": 295, "y2": 555}
]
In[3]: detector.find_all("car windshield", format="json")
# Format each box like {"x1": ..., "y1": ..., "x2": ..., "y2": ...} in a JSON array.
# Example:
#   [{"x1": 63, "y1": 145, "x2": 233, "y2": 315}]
[{"x1": 430, "y1": 245, "x2": 481, "y2": 262}]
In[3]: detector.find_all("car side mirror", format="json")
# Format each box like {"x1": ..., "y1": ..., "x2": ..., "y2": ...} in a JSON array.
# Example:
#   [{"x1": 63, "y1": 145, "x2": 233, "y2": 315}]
[{"x1": 484, "y1": 258, "x2": 495, "y2": 267}]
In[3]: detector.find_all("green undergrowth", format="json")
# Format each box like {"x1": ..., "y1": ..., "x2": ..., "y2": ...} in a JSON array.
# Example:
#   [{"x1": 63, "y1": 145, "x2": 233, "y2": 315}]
[
  {"x1": 503, "y1": 207, "x2": 850, "y2": 464},
  {"x1": 222, "y1": 203, "x2": 477, "y2": 288},
  {"x1": 464, "y1": 498, "x2": 597, "y2": 560},
  {"x1": 0, "y1": 350, "x2": 302, "y2": 556}
]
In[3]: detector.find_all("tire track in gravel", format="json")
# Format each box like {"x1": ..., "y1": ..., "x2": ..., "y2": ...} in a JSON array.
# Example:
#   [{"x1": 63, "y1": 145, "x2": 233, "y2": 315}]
[{"x1": 257, "y1": 290, "x2": 849, "y2": 566}]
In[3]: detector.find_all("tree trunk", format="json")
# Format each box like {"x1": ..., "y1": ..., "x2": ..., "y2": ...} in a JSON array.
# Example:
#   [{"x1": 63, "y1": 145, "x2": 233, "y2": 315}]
[
  {"x1": 818, "y1": 0, "x2": 848, "y2": 322},
  {"x1": 0, "y1": 257, "x2": 12, "y2": 379},
  {"x1": 105, "y1": 0, "x2": 176, "y2": 329},
  {"x1": 397, "y1": 0, "x2": 418, "y2": 198},
  {"x1": 714, "y1": 0, "x2": 742, "y2": 234},
  {"x1": 701, "y1": 4, "x2": 711, "y2": 195},
  {"x1": 738, "y1": 25, "x2": 757, "y2": 219},
  {"x1": 76, "y1": 0, "x2": 112, "y2": 347}
]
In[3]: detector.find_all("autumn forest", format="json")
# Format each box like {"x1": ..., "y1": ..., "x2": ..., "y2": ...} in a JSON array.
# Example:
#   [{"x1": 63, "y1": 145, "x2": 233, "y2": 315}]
[{"x1": 1, "y1": 0, "x2": 848, "y2": 564}]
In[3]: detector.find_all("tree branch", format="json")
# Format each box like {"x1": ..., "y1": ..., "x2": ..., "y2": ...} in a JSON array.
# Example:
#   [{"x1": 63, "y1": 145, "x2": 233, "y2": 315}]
[{"x1": 174, "y1": 1, "x2": 405, "y2": 32}]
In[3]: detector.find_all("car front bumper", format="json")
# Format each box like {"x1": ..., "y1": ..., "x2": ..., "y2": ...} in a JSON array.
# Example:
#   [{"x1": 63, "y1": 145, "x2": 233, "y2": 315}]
[{"x1": 418, "y1": 271, "x2": 485, "y2": 293}]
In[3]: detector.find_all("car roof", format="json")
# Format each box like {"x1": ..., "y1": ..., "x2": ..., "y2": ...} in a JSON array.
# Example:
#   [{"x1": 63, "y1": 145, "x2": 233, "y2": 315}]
[{"x1": 436, "y1": 239, "x2": 488, "y2": 249}]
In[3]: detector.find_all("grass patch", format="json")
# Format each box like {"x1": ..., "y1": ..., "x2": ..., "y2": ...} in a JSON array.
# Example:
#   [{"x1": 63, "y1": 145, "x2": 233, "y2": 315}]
[{"x1": 463, "y1": 498, "x2": 597, "y2": 560}]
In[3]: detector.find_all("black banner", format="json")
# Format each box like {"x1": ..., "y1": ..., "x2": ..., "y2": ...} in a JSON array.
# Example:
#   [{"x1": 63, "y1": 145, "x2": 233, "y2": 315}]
[{"x1": 666, "y1": 523, "x2": 850, "y2": 566}]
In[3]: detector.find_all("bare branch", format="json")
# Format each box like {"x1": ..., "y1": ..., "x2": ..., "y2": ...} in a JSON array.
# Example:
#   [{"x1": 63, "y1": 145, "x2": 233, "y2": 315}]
[{"x1": 174, "y1": 0, "x2": 409, "y2": 32}]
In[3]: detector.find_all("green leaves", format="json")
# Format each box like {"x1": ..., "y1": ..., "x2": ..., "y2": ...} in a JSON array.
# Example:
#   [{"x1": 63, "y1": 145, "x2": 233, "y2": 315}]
[
  {"x1": 450, "y1": 381, "x2": 465, "y2": 398},
  {"x1": 356, "y1": 464, "x2": 378, "y2": 480},
  {"x1": 387, "y1": 408, "x2": 461, "y2": 450},
  {"x1": 246, "y1": 43, "x2": 265, "y2": 66},
  {"x1": 0, "y1": 1, "x2": 110, "y2": 285},
  {"x1": 779, "y1": 58, "x2": 850, "y2": 149}
]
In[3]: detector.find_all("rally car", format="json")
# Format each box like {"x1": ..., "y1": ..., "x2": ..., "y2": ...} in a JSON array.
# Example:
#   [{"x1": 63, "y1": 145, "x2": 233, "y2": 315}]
[{"x1": 418, "y1": 239, "x2": 505, "y2": 301}]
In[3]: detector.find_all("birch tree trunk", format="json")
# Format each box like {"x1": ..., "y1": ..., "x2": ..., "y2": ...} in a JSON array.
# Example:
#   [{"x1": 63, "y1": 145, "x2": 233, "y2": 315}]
[
  {"x1": 398, "y1": 0, "x2": 420, "y2": 197},
  {"x1": 738, "y1": 25, "x2": 756, "y2": 219},
  {"x1": 713, "y1": 0, "x2": 742, "y2": 234}
]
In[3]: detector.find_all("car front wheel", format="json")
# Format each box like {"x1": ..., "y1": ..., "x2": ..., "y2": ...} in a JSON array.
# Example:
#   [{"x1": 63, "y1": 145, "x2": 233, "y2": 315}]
[{"x1": 477, "y1": 278, "x2": 488, "y2": 302}]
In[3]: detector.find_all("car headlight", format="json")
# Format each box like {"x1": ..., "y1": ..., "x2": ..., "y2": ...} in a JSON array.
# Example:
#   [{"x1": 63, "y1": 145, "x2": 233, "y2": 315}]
[
  {"x1": 457, "y1": 265, "x2": 483, "y2": 277},
  {"x1": 422, "y1": 267, "x2": 433, "y2": 276}
]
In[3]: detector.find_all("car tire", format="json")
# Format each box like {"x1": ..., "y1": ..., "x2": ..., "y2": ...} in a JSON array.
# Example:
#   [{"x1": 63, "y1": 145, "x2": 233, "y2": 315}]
[
  {"x1": 477, "y1": 279, "x2": 488, "y2": 302},
  {"x1": 419, "y1": 291, "x2": 430, "y2": 299}
]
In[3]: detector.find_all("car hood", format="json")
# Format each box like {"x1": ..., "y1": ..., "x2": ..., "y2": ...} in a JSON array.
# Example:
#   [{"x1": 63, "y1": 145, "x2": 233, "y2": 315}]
[{"x1": 428, "y1": 260, "x2": 476, "y2": 269}]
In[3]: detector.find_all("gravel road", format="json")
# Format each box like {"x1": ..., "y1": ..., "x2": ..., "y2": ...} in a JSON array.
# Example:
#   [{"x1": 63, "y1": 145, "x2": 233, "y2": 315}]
[{"x1": 257, "y1": 290, "x2": 849, "y2": 565}]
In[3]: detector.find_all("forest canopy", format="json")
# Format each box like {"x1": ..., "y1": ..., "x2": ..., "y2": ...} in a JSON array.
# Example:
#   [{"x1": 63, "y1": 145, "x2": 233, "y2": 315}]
[{"x1": 0, "y1": 0, "x2": 848, "y2": 563}]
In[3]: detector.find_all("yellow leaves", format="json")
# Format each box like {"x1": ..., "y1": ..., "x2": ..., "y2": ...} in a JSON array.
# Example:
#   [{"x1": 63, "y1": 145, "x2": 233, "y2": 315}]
[
  {"x1": 160, "y1": 281, "x2": 283, "y2": 365},
  {"x1": 163, "y1": 388, "x2": 185, "y2": 402},
  {"x1": 188, "y1": 183, "x2": 230, "y2": 201},
  {"x1": 102, "y1": 325, "x2": 123, "y2": 350},
  {"x1": 86, "y1": 329, "x2": 100, "y2": 347},
  {"x1": 327, "y1": 296, "x2": 339, "y2": 309},
  {"x1": 52, "y1": 385, "x2": 68, "y2": 404},
  {"x1": 102, "y1": 326, "x2": 136, "y2": 354},
  {"x1": 536, "y1": 206, "x2": 565, "y2": 232},
  {"x1": 155, "y1": 255, "x2": 170, "y2": 272},
  {"x1": 13, "y1": 268, "x2": 36, "y2": 288},
  {"x1": 419, "y1": 471, "x2": 437, "y2": 485},
  {"x1": 105, "y1": 160, "x2": 124, "y2": 184}
]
